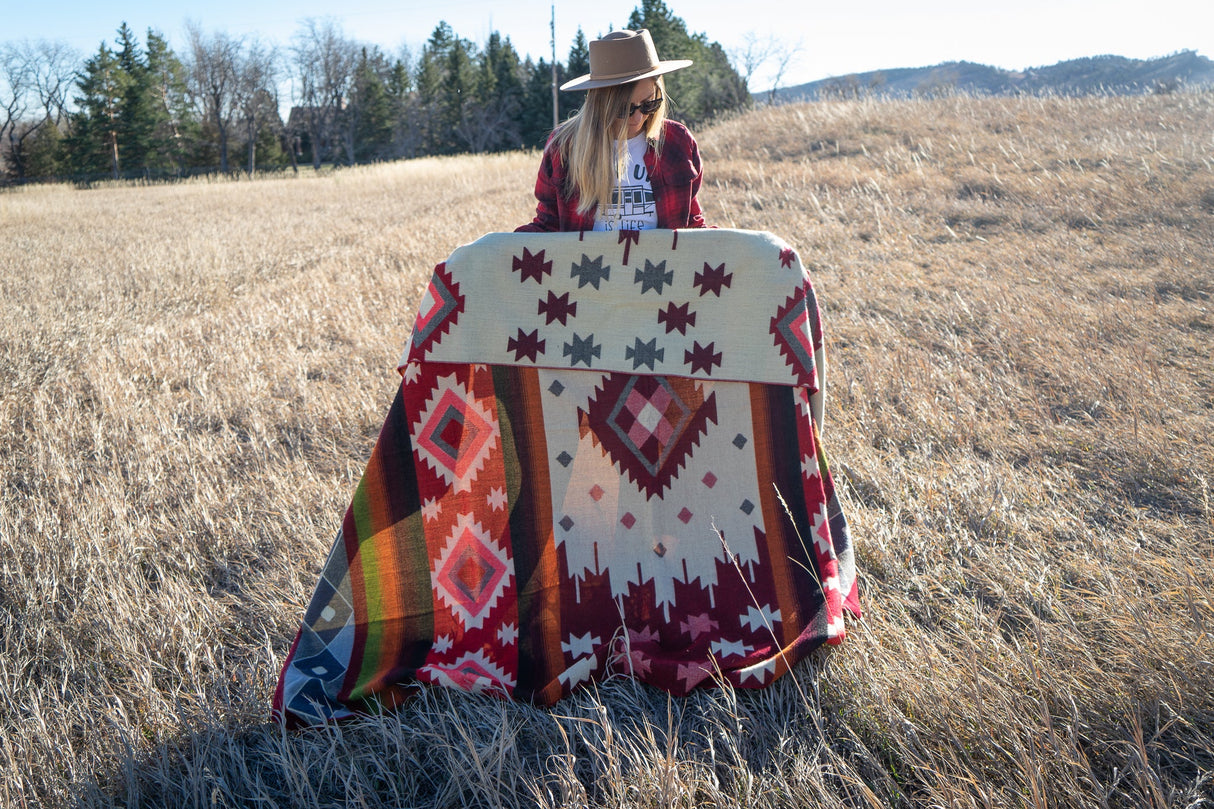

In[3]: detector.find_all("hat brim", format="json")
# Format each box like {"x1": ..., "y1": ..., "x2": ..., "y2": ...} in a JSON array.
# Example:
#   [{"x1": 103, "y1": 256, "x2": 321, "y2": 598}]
[{"x1": 559, "y1": 59, "x2": 693, "y2": 92}]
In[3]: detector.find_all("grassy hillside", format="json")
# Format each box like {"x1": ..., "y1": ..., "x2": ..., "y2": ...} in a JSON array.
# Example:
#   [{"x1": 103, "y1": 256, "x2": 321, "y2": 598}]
[
  {"x1": 2, "y1": 90, "x2": 1212, "y2": 808},
  {"x1": 777, "y1": 49, "x2": 1214, "y2": 101}
]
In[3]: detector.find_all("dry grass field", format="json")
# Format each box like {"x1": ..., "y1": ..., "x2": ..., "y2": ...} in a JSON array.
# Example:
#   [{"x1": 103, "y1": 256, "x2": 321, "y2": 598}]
[{"x1": 2, "y1": 90, "x2": 1213, "y2": 808}]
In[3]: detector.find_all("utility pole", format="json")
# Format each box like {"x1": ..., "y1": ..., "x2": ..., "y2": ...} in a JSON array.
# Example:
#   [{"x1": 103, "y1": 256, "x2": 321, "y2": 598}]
[{"x1": 551, "y1": 4, "x2": 558, "y2": 130}]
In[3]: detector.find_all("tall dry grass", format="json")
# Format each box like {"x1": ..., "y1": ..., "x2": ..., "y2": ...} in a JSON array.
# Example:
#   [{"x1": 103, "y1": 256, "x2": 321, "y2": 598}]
[{"x1": 2, "y1": 91, "x2": 1212, "y2": 808}]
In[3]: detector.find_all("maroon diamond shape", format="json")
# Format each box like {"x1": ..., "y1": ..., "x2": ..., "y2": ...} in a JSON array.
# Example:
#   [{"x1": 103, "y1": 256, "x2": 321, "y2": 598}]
[{"x1": 578, "y1": 374, "x2": 718, "y2": 501}]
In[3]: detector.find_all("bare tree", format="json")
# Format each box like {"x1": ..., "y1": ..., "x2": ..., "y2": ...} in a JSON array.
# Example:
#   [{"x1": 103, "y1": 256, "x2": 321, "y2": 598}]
[
  {"x1": 1, "y1": 40, "x2": 78, "y2": 180},
  {"x1": 766, "y1": 38, "x2": 803, "y2": 105},
  {"x1": 729, "y1": 33, "x2": 804, "y2": 105},
  {"x1": 233, "y1": 38, "x2": 278, "y2": 174},
  {"x1": 28, "y1": 40, "x2": 77, "y2": 128},
  {"x1": 731, "y1": 32, "x2": 771, "y2": 91},
  {"x1": 291, "y1": 19, "x2": 357, "y2": 168},
  {"x1": 1, "y1": 43, "x2": 33, "y2": 177},
  {"x1": 453, "y1": 95, "x2": 520, "y2": 154},
  {"x1": 186, "y1": 22, "x2": 240, "y2": 173}
]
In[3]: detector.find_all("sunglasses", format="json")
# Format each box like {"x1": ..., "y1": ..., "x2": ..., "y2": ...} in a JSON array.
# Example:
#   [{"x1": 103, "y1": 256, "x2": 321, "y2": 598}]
[{"x1": 619, "y1": 96, "x2": 663, "y2": 118}]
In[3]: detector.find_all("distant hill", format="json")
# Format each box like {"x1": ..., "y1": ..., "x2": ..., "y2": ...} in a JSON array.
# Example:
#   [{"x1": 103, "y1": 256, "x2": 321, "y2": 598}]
[{"x1": 766, "y1": 50, "x2": 1214, "y2": 102}]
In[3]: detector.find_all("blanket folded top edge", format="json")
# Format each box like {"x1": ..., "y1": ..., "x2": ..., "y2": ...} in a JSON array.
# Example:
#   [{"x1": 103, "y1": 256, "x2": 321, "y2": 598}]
[{"x1": 399, "y1": 228, "x2": 822, "y2": 389}]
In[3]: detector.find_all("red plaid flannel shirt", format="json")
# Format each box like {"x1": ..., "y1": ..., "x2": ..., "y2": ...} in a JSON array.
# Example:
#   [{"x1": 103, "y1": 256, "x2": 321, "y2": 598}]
[{"x1": 516, "y1": 120, "x2": 706, "y2": 233}]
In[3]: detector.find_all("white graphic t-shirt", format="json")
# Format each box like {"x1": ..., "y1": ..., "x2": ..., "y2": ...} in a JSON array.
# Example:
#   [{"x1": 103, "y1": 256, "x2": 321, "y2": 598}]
[{"x1": 593, "y1": 135, "x2": 657, "y2": 232}]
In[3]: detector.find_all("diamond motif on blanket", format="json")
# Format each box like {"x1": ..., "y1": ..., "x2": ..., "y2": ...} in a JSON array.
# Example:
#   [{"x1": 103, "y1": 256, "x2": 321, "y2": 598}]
[
  {"x1": 432, "y1": 513, "x2": 511, "y2": 630},
  {"x1": 771, "y1": 287, "x2": 817, "y2": 386},
  {"x1": 414, "y1": 375, "x2": 500, "y2": 492},
  {"x1": 410, "y1": 264, "x2": 464, "y2": 357},
  {"x1": 421, "y1": 649, "x2": 516, "y2": 692},
  {"x1": 293, "y1": 647, "x2": 344, "y2": 681},
  {"x1": 579, "y1": 374, "x2": 718, "y2": 500}
]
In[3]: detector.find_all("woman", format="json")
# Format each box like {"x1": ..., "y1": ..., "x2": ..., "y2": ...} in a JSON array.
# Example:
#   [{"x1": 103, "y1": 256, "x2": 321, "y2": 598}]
[
  {"x1": 273, "y1": 29, "x2": 857, "y2": 727},
  {"x1": 518, "y1": 29, "x2": 706, "y2": 233}
]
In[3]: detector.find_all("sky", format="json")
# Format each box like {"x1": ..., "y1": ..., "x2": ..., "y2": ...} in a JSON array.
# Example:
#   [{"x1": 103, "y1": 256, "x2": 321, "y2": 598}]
[{"x1": 6, "y1": 0, "x2": 1213, "y2": 93}]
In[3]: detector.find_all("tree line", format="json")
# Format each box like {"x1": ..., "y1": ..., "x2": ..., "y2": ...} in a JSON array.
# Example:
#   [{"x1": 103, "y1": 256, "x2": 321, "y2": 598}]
[{"x1": 0, "y1": 0, "x2": 753, "y2": 184}]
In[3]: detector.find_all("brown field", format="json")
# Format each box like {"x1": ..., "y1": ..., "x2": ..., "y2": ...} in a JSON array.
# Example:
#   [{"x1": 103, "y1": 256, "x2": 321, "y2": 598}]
[{"x1": 2, "y1": 90, "x2": 1212, "y2": 808}]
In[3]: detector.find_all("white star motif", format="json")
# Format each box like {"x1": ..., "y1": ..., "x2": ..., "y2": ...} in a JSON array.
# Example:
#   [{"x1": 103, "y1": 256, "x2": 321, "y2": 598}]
[
  {"x1": 628, "y1": 626, "x2": 660, "y2": 645},
  {"x1": 738, "y1": 659, "x2": 776, "y2": 685},
  {"x1": 487, "y1": 487, "x2": 508, "y2": 511},
  {"x1": 403, "y1": 361, "x2": 422, "y2": 385},
  {"x1": 561, "y1": 632, "x2": 601, "y2": 659},
  {"x1": 803, "y1": 449, "x2": 821, "y2": 484},
  {"x1": 710, "y1": 638, "x2": 754, "y2": 659},
  {"x1": 812, "y1": 505, "x2": 833, "y2": 555},
  {"x1": 677, "y1": 661, "x2": 712, "y2": 691},
  {"x1": 679, "y1": 612, "x2": 718, "y2": 641},
  {"x1": 615, "y1": 646, "x2": 652, "y2": 676},
  {"x1": 801, "y1": 453, "x2": 815, "y2": 478},
  {"x1": 433, "y1": 634, "x2": 453, "y2": 654},
  {"x1": 827, "y1": 615, "x2": 846, "y2": 639},
  {"x1": 798, "y1": 388, "x2": 813, "y2": 418},
  {"x1": 497, "y1": 622, "x2": 518, "y2": 646},
  {"x1": 422, "y1": 497, "x2": 442, "y2": 522},
  {"x1": 557, "y1": 656, "x2": 598, "y2": 688},
  {"x1": 740, "y1": 604, "x2": 783, "y2": 633}
]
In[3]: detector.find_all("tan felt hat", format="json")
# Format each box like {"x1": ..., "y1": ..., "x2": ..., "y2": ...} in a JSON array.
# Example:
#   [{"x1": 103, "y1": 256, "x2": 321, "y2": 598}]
[{"x1": 560, "y1": 29, "x2": 693, "y2": 91}]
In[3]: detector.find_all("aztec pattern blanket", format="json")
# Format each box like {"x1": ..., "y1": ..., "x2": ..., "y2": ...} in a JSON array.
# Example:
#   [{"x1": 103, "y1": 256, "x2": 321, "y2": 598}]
[{"x1": 273, "y1": 229, "x2": 860, "y2": 725}]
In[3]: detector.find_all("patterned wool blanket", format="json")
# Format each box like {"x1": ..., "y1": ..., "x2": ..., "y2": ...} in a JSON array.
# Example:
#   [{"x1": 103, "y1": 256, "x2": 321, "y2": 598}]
[{"x1": 274, "y1": 228, "x2": 860, "y2": 725}]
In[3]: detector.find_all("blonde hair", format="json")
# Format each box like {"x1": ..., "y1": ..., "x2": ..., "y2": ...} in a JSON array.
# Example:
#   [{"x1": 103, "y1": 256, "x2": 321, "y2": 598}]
[{"x1": 551, "y1": 77, "x2": 668, "y2": 217}]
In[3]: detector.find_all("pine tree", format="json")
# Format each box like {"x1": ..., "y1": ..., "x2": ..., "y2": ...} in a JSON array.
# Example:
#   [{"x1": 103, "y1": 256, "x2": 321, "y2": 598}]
[
  {"x1": 144, "y1": 30, "x2": 194, "y2": 174},
  {"x1": 414, "y1": 23, "x2": 478, "y2": 155},
  {"x1": 519, "y1": 57, "x2": 557, "y2": 148},
  {"x1": 626, "y1": 0, "x2": 749, "y2": 127},
  {"x1": 567, "y1": 29, "x2": 590, "y2": 78},
  {"x1": 558, "y1": 28, "x2": 590, "y2": 121},
  {"x1": 351, "y1": 48, "x2": 394, "y2": 162},
  {"x1": 25, "y1": 120, "x2": 65, "y2": 178},
  {"x1": 414, "y1": 24, "x2": 449, "y2": 155},
  {"x1": 470, "y1": 32, "x2": 524, "y2": 152},
  {"x1": 114, "y1": 23, "x2": 153, "y2": 173},
  {"x1": 70, "y1": 42, "x2": 127, "y2": 178},
  {"x1": 442, "y1": 36, "x2": 477, "y2": 153},
  {"x1": 386, "y1": 58, "x2": 421, "y2": 159}
]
